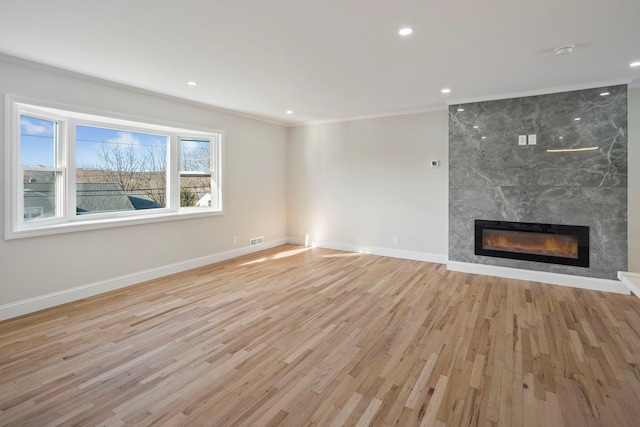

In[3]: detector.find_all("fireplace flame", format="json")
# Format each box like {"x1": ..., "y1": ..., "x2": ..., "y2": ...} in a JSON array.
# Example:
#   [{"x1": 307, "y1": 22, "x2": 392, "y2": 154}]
[{"x1": 482, "y1": 231, "x2": 578, "y2": 259}]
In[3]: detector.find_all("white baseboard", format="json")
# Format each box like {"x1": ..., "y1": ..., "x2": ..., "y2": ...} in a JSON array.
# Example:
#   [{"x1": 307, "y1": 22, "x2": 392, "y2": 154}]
[
  {"x1": 618, "y1": 271, "x2": 640, "y2": 297},
  {"x1": 292, "y1": 239, "x2": 627, "y2": 294},
  {"x1": 0, "y1": 238, "x2": 289, "y2": 321},
  {"x1": 289, "y1": 237, "x2": 448, "y2": 264},
  {"x1": 287, "y1": 236, "x2": 306, "y2": 246},
  {"x1": 5, "y1": 238, "x2": 625, "y2": 322},
  {"x1": 448, "y1": 261, "x2": 629, "y2": 294}
]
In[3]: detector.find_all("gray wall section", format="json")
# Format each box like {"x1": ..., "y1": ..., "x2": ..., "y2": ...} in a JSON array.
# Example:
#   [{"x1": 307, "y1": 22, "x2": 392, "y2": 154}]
[{"x1": 449, "y1": 85, "x2": 628, "y2": 279}]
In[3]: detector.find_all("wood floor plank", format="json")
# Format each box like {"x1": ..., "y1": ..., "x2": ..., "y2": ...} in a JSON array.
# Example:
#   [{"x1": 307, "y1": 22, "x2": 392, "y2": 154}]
[{"x1": 1, "y1": 244, "x2": 640, "y2": 426}]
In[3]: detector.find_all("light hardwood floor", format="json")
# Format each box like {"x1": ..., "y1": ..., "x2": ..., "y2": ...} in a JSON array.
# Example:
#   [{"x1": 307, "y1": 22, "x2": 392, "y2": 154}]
[{"x1": 1, "y1": 245, "x2": 640, "y2": 426}]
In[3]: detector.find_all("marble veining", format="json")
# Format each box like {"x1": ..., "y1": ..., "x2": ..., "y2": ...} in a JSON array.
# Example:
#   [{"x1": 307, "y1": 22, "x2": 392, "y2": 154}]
[{"x1": 449, "y1": 85, "x2": 627, "y2": 279}]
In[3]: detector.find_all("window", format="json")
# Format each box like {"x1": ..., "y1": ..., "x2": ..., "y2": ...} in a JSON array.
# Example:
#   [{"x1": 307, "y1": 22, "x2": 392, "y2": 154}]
[
  {"x1": 6, "y1": 97, "x2": 223, "y2": 239},
  {"x1": 179, "y1": 137, "x2": 219, "y2": 209},
  {"x1": 75, "y1": 125, "x2": 169, "y2": 215},
  {"x1": 20, "y1": 115, "x2": 63, "y2": 222}
]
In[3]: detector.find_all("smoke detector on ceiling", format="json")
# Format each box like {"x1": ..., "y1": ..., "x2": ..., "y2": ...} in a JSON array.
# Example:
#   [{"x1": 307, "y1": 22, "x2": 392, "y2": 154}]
[{"x1": 553, "y1": 45, "x2": 575, "y2": 55}]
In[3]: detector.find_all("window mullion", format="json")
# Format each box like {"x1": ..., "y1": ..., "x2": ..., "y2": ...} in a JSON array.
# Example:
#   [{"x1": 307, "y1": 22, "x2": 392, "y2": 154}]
[
  {"x1": 66, "y1": 120, "x2": 77, "y2": 220},
  {"x1": 9, "y1": 103, "x2": 21, "y2": 235},
  {"x1": 168, "y1": 134, "x2": 180, "y2": 211},
  {"x1": 214, "y1": 135, "x2": 223, "y2": 210}
]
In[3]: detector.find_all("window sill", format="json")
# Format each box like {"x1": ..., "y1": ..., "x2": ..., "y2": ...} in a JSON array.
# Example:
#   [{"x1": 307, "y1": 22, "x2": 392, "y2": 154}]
[{"x1": 5, "y1": 209, "x2": 224, "y2": 240}]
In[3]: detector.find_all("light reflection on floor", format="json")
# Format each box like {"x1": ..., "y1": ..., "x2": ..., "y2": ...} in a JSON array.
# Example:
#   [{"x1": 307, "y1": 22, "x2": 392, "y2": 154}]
[
  {"x1": 239, "y1": 245, "x2": 312, "y2": 266},
  {"x1": 239, "y1": 257, "x2": 268, "y2": 266},
  {"x1": 273, "y1": 247, "x2": 312, "y2": 259},
  {"x1": 238, "y1": 244, "x2": 370, "y2": 266},
  {"x1": 321, "y1": 252, "x2": 363, "y2": 258}
]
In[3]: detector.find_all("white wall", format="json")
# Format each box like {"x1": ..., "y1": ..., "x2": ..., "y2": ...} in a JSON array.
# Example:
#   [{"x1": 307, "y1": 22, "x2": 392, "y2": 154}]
[
  {"x1": 0, "y1": 58, "x2": 288, "y2": 307},
  {"x1": 629, "y1": 87, "x2": 640, "y2": 272},
  {"x1": 287, "y1": 111, "x2": 449, "y2": 261}
]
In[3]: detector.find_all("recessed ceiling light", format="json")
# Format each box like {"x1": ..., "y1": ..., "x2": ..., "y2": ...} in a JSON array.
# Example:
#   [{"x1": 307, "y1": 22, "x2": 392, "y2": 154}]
[
  {"x1": 574, "y1": 117, "x2": 581, "y2": 121},
  {"x1": 187, "y1": 81, "x2": 198, "y2": 86},
  {"x1": 286, "y1": 110, "x2": 294, "y2": 115},
  {"x1": 559, "y1": 136, "x2": 564, "y2": 139},
  {"x1": 553, "y1": 45, "x2": 575, "y2": 55},
  {"x1": 600, "y1": 92, "x2": 610, "y2": 96},
  {"x1": 441, "y1": 88, "x2": 451, "y2": 94},
  {"x1": 398, "y1": 27, "x2": 413, "y2": 36},
  {"x1": 473, "y1": 125, "x2": 479, "y2": 129},
  {"x1": 481, "y1": 136, "x2": 486, "y2": 139},
  {"x1": 457, "y1": 108, "x2": 465, "y2": 112},
  {"x1": 630, "y1": 61, "x2": 640, "y2": 67}
]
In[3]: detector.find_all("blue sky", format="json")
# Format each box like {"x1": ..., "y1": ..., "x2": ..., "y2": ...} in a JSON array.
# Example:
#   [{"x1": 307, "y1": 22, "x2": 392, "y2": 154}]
[
  {"x1": 20, "y1": 115, "x2": 169, "y2": 169},
  {"x1": 75, "y1": 125, "x2": 167, "y2": 170},
  {"x1": 20, "y1": 116, "x2": 55, "y2": 167}
]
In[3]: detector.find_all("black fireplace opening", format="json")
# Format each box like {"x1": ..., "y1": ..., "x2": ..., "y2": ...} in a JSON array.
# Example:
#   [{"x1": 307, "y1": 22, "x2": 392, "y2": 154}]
[{"x1": 474, "y1": 220, "x2": 589, "y2": 267}]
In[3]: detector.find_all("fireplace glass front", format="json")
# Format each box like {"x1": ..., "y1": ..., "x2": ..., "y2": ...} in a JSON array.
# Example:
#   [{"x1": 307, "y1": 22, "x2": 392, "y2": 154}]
[{"x1": 474, "y1": 220, "x2": 589, "y2": 267}]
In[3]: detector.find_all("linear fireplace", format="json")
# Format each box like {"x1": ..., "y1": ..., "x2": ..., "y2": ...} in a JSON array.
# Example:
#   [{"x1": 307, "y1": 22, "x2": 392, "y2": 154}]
[{"x1": 475, "y1": 220, "x2": 589, "y2": 267}]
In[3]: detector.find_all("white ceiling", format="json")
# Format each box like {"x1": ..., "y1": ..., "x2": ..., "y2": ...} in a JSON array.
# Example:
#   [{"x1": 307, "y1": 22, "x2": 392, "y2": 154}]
[{"x1": 1, "y1": 0, "x2": 639, "y2": 126}]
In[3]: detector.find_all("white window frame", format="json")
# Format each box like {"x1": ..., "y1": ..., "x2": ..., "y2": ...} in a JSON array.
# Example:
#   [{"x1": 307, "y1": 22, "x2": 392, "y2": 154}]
[
  {"x1": 4, "y1": 95, "x2": 224, "y2": 240},
  {"x1": 178, "y1": 135, "x2": 222, "y2": 211},
  {"x1": 18, "y1": 107, "x2": 68, "y2": 228}
]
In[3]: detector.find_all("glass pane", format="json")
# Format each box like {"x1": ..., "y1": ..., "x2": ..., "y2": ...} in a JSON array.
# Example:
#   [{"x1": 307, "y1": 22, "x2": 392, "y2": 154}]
[
  {"x1": 180, "y1": 138, "x2": 210, "y2": 173},
  {"x1": 23, "y1": 170, "x2": 60, "y2": 221},
  {"x1": 180, "y1": 175, "x2": 212, "y2": 207},
  {"x1": 75, "y1": 125, "x2": 168, "y2": 214},
  {"x1": 180, "y1": 138, "x2": 212, "y2": 208},
  {"x1": 180, "y1": 138, "x2": 215, "y2": 208},
  {"x1": 20, "y1": 115, "x2": 56, "y2": 167}
]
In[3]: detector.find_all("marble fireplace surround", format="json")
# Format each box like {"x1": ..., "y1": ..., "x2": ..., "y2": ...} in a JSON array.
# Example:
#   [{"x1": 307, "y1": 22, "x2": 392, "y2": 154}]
[{"x1": 447, "y1": 85, "x2": 628, "y2": 293}]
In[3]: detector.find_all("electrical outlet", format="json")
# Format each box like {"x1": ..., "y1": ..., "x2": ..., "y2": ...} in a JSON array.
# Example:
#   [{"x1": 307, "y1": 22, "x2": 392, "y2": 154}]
[
  {"x1": 393, "y1": 236, "x2": 399, "y2": 246},
  {"x1": 528, "y1": 134, "x2": 537, "y2": 145},
  {"x1": 232, "y1": 236, "x2": 237, "y2": 245},
  {"x1": 518, "y1": 135, "x2": 527, "y2": 145}
]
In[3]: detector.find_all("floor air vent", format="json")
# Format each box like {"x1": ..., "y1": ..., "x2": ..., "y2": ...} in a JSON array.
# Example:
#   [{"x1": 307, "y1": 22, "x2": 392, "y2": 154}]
[{"x1": 249, "y1": 236, "x2": 264, "y2": 247}]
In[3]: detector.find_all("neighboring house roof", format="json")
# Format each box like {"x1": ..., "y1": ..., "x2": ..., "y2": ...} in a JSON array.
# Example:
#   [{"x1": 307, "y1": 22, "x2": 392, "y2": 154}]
[
  {"x1": 23, "y1": 182, "x2": 162, "y2": 214},
  {"x1": 76, "y1": 183, "x2": 135, "y2": 213},
  {"x1": 23, "y1": 188, "x2": 55, "y2": 210},
  {"x1": 128, "y1": 195, "x2": 162, "y2": 210}
]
